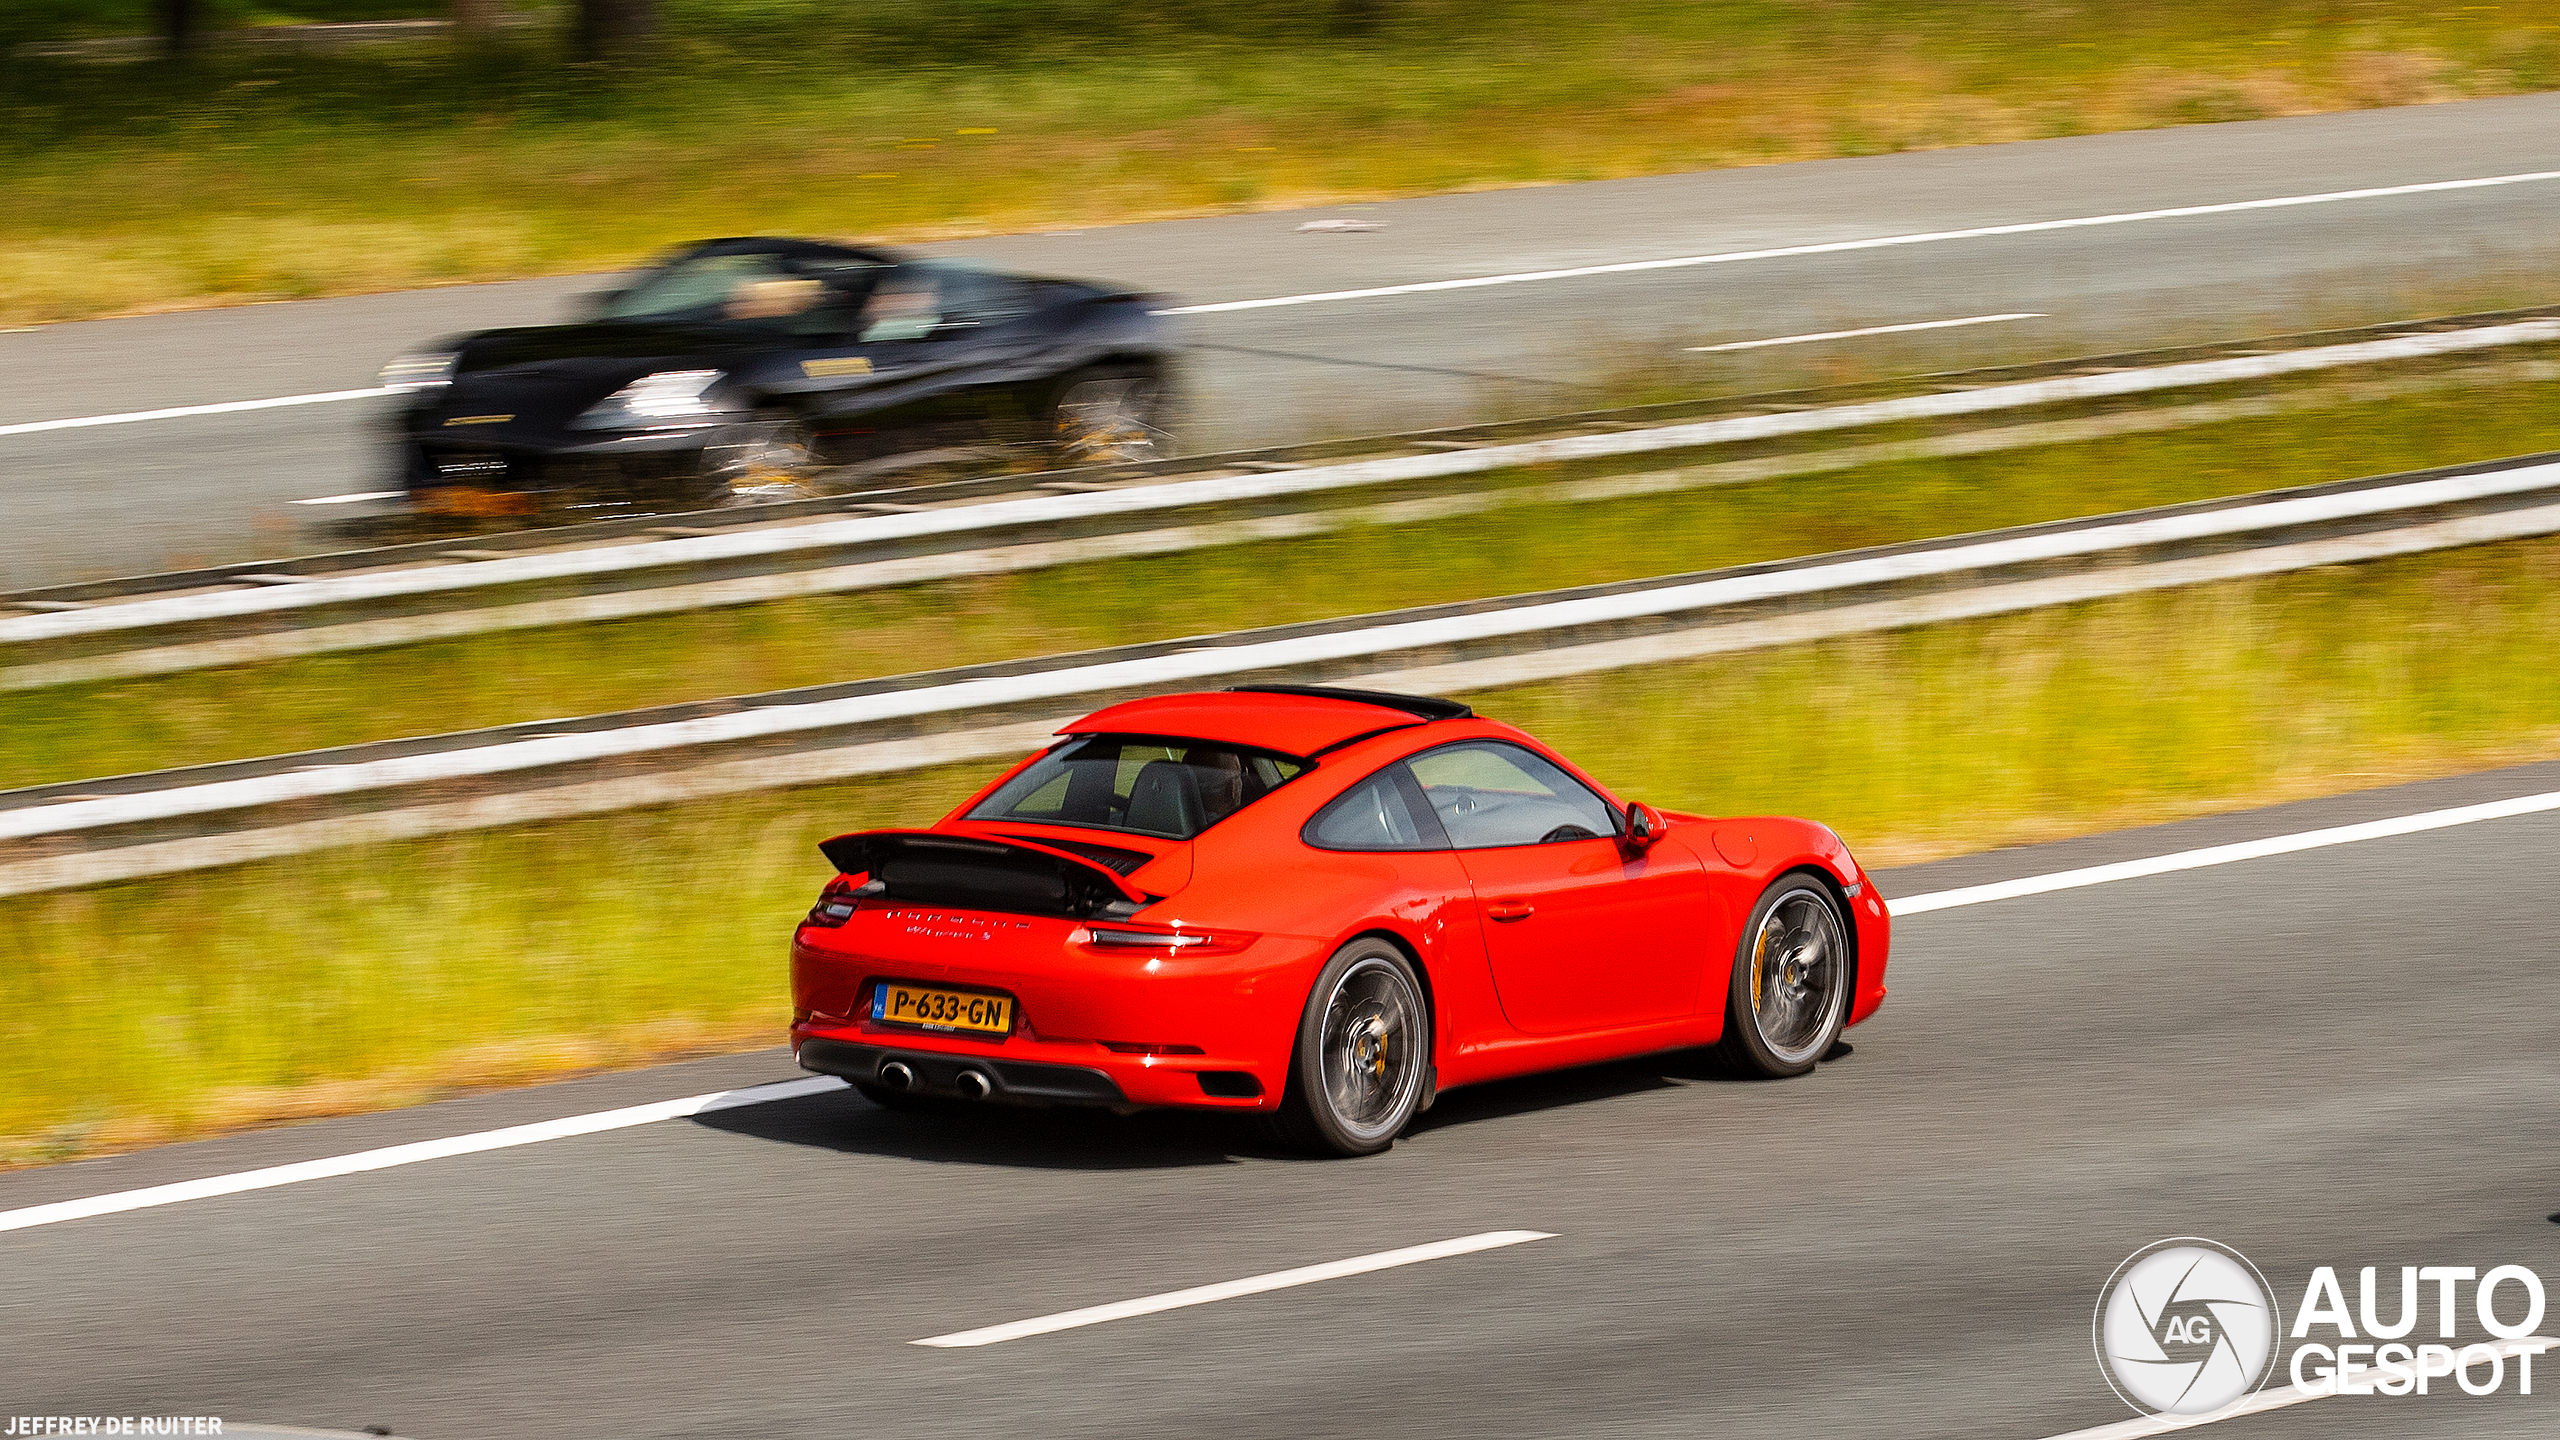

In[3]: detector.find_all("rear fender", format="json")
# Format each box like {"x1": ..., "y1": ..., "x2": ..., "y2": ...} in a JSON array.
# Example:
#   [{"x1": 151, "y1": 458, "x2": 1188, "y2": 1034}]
[{"x1": 1316, "y1": 921, "x2": 1449, "y2": 1085}]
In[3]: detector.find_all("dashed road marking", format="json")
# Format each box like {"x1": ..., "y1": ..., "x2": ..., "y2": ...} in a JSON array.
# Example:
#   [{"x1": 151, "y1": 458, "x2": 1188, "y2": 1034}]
[
  {"x1": 911, "y1": 1231, "x2": 1558, "y2": 1347},
  {"x1": 1687, "y1": 313, "x2": 2044, "y2": 352}
]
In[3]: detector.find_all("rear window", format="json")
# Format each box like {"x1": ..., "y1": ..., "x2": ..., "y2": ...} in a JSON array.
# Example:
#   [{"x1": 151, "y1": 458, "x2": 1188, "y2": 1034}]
[{"x1": 969, "y1": 735, "x2": 1306, "y2": 840}]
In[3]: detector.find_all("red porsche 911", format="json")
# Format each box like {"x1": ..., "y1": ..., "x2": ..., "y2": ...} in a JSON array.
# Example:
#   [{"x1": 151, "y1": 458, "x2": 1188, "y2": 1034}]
[{"x1": 790, "y1": 685, "x2": 1889, "y2": 1155}]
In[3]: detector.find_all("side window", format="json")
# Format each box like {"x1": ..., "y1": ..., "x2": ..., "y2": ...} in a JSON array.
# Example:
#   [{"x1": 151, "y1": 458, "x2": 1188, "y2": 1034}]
[
  {"x1": 1406, "y1": 741, "x2": 1618, "y2": 849},
  {"x1": 856, "y1": 266, "x2": 944, "y2": 343},
  {"x1": 1303, "y1": 764, "x2": 1446, "y2": 852},
  {"x1": 857, "y1": 262, "x2": 1033, "y2": 342},
  {"x1": 929, "y1": 261, "x2": 1036, "y2": 326}
]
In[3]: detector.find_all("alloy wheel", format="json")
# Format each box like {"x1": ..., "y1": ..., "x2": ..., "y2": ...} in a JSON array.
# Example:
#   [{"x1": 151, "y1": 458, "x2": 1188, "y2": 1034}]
[
  {"x1": 1747, "y1": 887, "x2": 1847, "y2": 1066},
  {"x1": 1317, "y1": 955, "x2": 1425, "y2": 1145}
]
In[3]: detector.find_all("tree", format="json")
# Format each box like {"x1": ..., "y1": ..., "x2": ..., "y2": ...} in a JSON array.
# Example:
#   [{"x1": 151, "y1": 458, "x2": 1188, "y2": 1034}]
[
  {"x1": 575, "y1": 0, "x2": 658, "y2": 61},
  {"x1": 160, "y1": 0, "x2": 200, "y2": 57},
  {"x1": 452, "y1": 0, "x2": 505, "y2": 41}
]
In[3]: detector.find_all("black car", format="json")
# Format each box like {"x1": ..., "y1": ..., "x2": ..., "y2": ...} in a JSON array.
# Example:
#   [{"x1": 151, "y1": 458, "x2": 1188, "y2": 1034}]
[{"x1": 377, "y1": 237, "x2": 1178, "y2": 516}]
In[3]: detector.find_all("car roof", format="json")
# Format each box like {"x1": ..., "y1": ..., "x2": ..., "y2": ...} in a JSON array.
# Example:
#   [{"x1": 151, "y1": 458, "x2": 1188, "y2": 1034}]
[
  {"x1": 674, "y1": 235, "x2": 904, "y2": 266},
  {"x1": 1060, "y1": 687, "x2": 1470, "y2": 759}
]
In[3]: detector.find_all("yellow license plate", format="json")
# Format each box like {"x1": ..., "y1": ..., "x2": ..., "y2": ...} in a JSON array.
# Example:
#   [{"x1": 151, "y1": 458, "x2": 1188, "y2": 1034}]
[
  {"x1": 419, "y1": 486, "x2": 535, "y2": 517},
  {"x1": 873, "y1": 983, "x2": 1013, "y2": 1036}
]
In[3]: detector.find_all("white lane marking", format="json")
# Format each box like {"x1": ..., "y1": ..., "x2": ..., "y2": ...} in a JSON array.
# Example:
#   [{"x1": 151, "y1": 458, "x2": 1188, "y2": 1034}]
[
  {"x1": 0, "y1": 387, "x2": 391, "y2": 441},
  {"x1": 0, "y1": 1075, "x2": 844, "y2": 1235},
  {"x1": 5, "y1": 784, "x2": 2559, "y2": 1237},
  {"x1": 911, "y1": 1230, "x2": 1556, "y2": 1347},
  {"x1": 2033, "y1": 1335, "x2": 2559, "y2": 1439},
  {"x1": 1886, "y1": 788, "x2": 2560, "y2": 917},
  {"x1": 289, "y1": 490, "x2": 405, "y2": 506},
  {"x1": 1687, "y1": 313, "x2": 2044, "y2": 352},
  {"x1": 1156, "y1": 169, "x2": 2560, "y2": 315},
  {"x1": 12, "y1": 166, "x2": 2556, "y2": 436}
]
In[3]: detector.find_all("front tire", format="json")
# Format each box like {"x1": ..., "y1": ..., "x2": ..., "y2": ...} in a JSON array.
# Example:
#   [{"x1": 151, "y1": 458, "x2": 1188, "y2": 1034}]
[
  {"x1": 1051, "y1": 364, "x2": 1172, "y2": 465},
  {"x1": 1269, "y1": 938, "x2": 1431, "y2": 1156},
  {"x1": 703, "y1": 415, "x2": 819, "y2": 504},
  {"x1": 1710, "y1": 875, "x2": 1850, "y2": 1078}
]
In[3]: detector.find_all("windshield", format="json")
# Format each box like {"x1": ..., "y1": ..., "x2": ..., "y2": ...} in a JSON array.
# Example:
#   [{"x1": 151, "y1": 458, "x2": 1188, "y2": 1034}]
[
  {"x1": 594, "y1": 251, "x2": 885, "y2": 326},
  {"x1": 969, "y1": 736, "x2": 1306, "y2": 840}
]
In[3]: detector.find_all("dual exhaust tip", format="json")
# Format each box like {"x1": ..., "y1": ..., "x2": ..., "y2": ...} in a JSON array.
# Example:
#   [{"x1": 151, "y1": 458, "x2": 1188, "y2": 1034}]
[{"x1": 877, "y1": 1060, "x2": 994, "y2": 1101}]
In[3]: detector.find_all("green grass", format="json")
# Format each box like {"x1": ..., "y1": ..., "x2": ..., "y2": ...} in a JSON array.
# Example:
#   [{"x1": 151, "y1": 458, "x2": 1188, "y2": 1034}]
[
  {"x1": 10, "y1": 362, "x2": 2560, "y2": 790},
  {"x1": 4, "y1": 1, "x2": 2557, "y2": 324},
  {"x1": 10, "y1": 529, "x2": 2560, "y2": 1162}
]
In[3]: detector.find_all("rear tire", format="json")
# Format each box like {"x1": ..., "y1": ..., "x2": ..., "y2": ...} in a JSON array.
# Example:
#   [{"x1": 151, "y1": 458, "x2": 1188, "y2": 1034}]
[
  {"x1": 1268, "y1": 938, "x2": 1431, "y2": 1156},
  {"x1": 1710, "y1": 874, "x2": 1851, "y2": 1078}
]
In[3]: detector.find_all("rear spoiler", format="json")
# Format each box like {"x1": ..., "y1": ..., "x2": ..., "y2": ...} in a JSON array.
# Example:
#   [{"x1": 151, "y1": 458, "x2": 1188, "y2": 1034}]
[{"x1": 817, "y1": 829, "x2": 1151, "y2": 919}]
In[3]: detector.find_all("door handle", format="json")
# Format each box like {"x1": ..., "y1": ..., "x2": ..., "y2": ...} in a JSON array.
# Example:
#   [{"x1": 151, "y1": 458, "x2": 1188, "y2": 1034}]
[{"x1": 1485, "y1": 901, "x2": 1536, "y2": 921}]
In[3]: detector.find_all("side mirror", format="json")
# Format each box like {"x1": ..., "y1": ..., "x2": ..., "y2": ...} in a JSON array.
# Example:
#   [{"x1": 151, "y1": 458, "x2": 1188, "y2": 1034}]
[{"x1": 1621, "y1": 801, "x2": 1665, "y2": 851}]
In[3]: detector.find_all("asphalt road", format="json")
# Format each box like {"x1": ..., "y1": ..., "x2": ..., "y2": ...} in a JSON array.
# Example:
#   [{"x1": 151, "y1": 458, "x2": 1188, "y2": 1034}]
[
  {"x1": 3, "y1": 758, "x2": 2554, "y2": 1439},
  {"x1": 7, "y1": 94, "x2": 2560, "y2": 586}
]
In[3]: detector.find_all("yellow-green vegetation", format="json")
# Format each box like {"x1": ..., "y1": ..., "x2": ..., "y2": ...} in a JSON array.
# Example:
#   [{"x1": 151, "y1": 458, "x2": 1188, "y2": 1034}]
[
  {"x1": 4, "y1": 1, "x2": 2557, "y2": 324},
  {"x1": 11, "y1": 362, "x2": 2560, "y2": 789},
  {"x1": 9, "y1": 530, "x2": 2560, "y2": 1162}
]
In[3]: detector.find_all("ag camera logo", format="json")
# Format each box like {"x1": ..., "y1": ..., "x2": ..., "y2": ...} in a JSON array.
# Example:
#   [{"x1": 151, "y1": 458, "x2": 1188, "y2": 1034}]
[{"x1": 2094, "y1": 1238, "x2": 2281, "y2": 1416}]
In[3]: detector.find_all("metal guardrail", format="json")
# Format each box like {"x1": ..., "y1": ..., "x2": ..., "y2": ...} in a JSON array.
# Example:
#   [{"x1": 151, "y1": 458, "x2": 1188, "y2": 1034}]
[
  {"x1": 6, "y1": 309, "x2": 2559, "y2": 692},
  {"x1": 6, "y1": 448, "x2": 2559, "y2": 896}
]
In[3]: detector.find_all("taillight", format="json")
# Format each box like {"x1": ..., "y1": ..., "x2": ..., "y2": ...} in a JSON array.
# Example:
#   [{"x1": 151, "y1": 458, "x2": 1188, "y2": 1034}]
[
  {"x1": 803, "y1": 875, "x2": 863, "y2": 929},
  {"x1": 1075, "y1": 924, "x2": 1257, "y2": 956}
]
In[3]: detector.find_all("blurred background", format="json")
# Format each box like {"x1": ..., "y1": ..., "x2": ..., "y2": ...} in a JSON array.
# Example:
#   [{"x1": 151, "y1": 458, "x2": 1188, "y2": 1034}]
[
  {"x1": 6, "y1": 0, "x2": 2559, "y2": 1172},
  {"x1": 3, "y1": 5, "x2": 2558, "y2": 1436}
]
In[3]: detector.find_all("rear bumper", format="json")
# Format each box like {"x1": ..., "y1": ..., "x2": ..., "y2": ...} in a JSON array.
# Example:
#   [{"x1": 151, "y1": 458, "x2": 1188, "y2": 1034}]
[
  {"x1": 790, "y1": 922, "x2": 1333, "y2": 1110},
  {"x1": 797, "y1": 1036, "x2": 1129, "y2": 1106},
  {"x1": 790, "y1": 1020, "x2": 1278, "y2": 1111}
]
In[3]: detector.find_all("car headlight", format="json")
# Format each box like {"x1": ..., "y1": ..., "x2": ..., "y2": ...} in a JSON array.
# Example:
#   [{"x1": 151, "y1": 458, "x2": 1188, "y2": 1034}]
[
  {"x1": 571, "y1": 369, "x2": 730, "y2": 430},
  {"x1": 378, "y1": 352, "x2": 457, "y2": 390}
]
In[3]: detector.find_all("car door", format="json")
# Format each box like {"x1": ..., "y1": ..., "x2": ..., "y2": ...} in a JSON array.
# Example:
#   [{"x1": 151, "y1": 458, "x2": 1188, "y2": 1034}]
[
  {"x1": 1411, "y1": 740, "x2": 1709, "y2": 1036},
  {"x1": 794, "y1": 262, "x2": 1047, "y2": 451}
]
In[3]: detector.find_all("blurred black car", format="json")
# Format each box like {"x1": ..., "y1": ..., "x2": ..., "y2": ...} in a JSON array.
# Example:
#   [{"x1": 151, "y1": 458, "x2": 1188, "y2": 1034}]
[{"x1": 377, "y1": 237, "x2": 1178, "y2": 516}]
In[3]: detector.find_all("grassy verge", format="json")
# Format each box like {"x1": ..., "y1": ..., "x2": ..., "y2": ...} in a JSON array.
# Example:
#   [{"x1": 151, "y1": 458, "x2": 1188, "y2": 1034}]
[
  {"x1": 4, "y1": 1, "x2": 2557, "y2": 324},
  {"x1": 10, "y1": 362, "x2": 2560, "y2": 789},
  {"x1": 9, "y1": 529, "x2": 2560, "y2": 1162}
]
